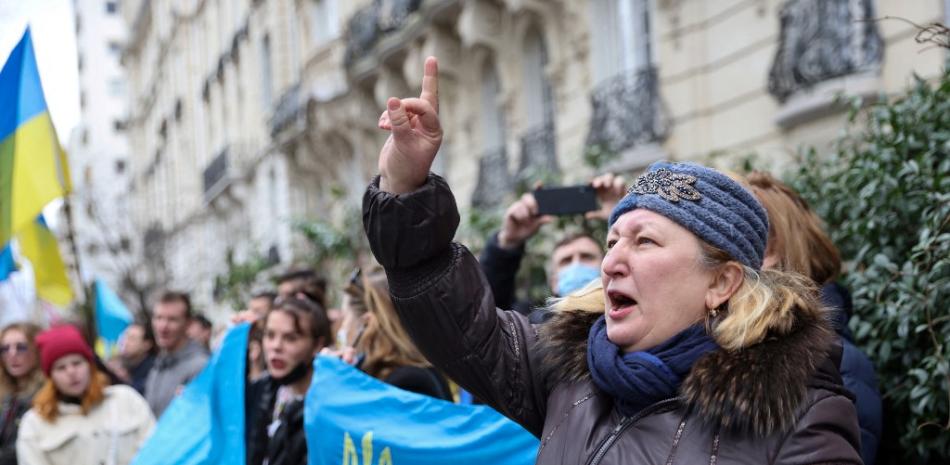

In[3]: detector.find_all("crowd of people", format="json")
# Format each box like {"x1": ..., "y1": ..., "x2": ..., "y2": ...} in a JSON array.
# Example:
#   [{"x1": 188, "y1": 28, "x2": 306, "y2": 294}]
[{"x1": 0, "y1": 56, "x2": 885, "y2": 465}]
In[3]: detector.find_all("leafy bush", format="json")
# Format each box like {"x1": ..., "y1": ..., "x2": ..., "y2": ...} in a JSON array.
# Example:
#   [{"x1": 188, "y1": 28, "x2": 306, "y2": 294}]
[{"x1": 788, "y1": 71, "x2": 950, "y2": 463}]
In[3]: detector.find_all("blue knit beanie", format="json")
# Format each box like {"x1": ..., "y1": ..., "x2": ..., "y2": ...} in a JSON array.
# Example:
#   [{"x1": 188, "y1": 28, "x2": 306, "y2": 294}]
[{"x1": 608, "y1": 162, "x2": 769, "y2": 270}]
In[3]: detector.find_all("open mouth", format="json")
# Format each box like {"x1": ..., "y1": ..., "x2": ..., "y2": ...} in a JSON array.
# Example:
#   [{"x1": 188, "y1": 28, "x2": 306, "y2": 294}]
[{"x1": 607, "y1": 290, "x2": 637, "y2": 310}]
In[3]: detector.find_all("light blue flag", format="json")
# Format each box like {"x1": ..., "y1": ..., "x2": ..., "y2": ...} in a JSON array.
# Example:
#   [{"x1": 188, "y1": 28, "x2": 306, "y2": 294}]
[
  {"x1": 0, "y1": 244, "x2": 15, "y2": 281},
  {"x1": 306, "y1": 356, "x2": 540, "y2": 465},
  {"x1": 94, "y1": 278, "x2": 133, "y2": 344},
  {"x1": 132, "y1": 323, "x2": 249, "y2": 465}
]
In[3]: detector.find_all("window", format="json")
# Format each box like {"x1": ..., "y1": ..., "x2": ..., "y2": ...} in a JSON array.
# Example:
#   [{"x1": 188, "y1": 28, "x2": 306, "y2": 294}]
[
  {"x1": 588, "y1": 0, "x2": 653, "y2": 86},
  {"x1": 108, "y1": 41, "x2": 122, "y2": 55},
  {"x1": 115, "y1": 159, "x2": 126, "y2": 174},
  {"x1": 114, "y1": 120, "x2": 125, "y2": 131},
  {"x1": 310, "y1": 0, "x2": 340, "y2": 46},
  {"x1": 480, "y1": 61, "x2": 506, "y2": 152},
  {"x1": 260, "y1": 35, "x2": 273, "y2": 109},
  {"x1": 106, "y1": 2, "x2": 118, "y2": 14},
  {"x1": 522, "y1": 26, "x2": 554, "y2": 128},
  {"x1": 120, "y1": 236, "x2": 131, "y2": 252}
]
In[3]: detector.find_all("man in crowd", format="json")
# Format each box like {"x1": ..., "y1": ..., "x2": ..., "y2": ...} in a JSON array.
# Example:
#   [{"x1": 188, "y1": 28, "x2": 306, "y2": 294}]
[
  {"x1": 479, "y1": 173, "x2": 625, "y2": 319},
  {"x1": 145, "y1": 291, "x2": 209, "y2": 417},
  {"x1": 117, "y1": 321, "x2": 157, "y2": 395}
]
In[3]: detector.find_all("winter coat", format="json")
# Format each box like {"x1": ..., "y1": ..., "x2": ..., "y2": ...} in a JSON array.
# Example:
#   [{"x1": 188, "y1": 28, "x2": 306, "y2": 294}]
[
  {"x1": 145, "y1": 340, "x2": 209, "y2": 417},
  {"x1": 363, "y1": 174, "x2": 864, "y2": 465},
  {"x1": 16, "y1": 385, "x2": 155, "y2": 465},
  {"x1": 245, "y1": 376, "x2": 308, "y2": 465},
  {"x1": 126, "y1": 354, "x2": 155, "y2": 396},
  {"x1": 0, "y1": 374, "x2": 43, "y2": 465},
  {"x1": 822, "y1": 282, "x2": 882, "y2": 465}
]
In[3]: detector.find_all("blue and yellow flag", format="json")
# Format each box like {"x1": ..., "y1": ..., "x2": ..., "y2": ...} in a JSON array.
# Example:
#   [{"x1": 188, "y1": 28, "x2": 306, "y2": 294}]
[
  {"x1": 0, "y1": 27, "x2": 71, "y2": 246},
  {"x1": 132, "y1": 323, "x2": 249, "y2": 465},
  {"x1": 17, "y1": 215, "x2": 72, "y2": 307},
  {"x1": 306, "y1": 356, "x2": 540, "y2": 465}
]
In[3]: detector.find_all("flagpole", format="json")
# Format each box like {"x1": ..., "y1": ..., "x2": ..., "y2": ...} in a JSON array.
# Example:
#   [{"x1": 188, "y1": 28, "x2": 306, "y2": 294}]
[{"x1": 62, "y1": 194, "x2": 96, "y2": 342}]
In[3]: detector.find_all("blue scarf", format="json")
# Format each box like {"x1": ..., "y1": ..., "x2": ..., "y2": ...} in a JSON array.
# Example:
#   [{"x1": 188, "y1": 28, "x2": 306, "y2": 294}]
[{"x1": 587, "y1": 317, "x2": 719, "y2": 417}]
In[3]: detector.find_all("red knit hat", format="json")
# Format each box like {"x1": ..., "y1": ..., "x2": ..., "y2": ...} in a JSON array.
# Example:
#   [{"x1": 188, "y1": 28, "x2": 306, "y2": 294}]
[{"x1": 35, "y1": 325, "x2": 95, "y2": 376}]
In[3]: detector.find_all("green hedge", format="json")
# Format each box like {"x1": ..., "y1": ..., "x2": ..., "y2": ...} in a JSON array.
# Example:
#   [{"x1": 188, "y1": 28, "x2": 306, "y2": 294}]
[{"x1": 788, "y1": 71, "x2": 950, "y2": 463}]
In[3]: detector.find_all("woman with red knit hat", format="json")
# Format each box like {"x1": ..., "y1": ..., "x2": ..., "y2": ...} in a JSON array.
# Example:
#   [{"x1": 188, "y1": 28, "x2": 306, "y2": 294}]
[{"x1": 15, "y1": 325, "x2": 155, "y2": 465}]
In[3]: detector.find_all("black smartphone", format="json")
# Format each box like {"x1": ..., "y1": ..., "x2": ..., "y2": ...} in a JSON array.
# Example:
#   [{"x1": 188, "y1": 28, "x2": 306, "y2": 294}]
[{"x1": 533, "y1": 185, "x2": 598, "y2": 216}]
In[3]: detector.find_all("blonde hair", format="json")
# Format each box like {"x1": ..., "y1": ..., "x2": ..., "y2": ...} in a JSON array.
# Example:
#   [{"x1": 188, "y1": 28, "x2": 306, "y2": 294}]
[
  {"x1": 745, "y1": 171, "x2": 841, "y2": 284},
  {"x1": 350, "y1": 267, "x2": 431, "y2": 380},
  {"x1": 700, "y1": 242, "x2": 821, "y2": 350},
  {"x1": 33, "y1": 364, "x2": 109, "y2": 422}
]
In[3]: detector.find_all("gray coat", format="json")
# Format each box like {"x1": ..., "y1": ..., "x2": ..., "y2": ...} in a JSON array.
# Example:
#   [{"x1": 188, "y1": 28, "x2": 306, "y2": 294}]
[{"x1": 145, "y1": 340, "x2": 209, "y2": 417}]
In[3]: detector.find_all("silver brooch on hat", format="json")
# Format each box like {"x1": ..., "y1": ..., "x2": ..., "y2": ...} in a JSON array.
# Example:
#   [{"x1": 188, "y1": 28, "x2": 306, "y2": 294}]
[{"x1": 630, "y1": 168, "x2": 702, "y2": 202}]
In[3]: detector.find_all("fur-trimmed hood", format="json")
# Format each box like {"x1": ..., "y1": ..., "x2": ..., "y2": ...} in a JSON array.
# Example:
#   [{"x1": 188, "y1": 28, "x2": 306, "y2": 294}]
[{"x1": 537, "y1": 304, "x2": 841, "y2": 437}]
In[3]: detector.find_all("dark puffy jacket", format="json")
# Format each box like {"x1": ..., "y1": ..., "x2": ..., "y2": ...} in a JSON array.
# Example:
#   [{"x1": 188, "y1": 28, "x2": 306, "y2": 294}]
[
  {"x1": 363, "y1": 174, "x2": 863, "y2": 465},
  {"x1": 381, "y1": 366, "x2": 454, "y2": 401},
  {"x1": 822, "y1": 282, "x2": 882, "y2": 465},
  {"x1": 245, "y1": 376, "x2": 308, "y2": 465},
  {"x1": 0, "y1": 373, "x2": 42, "y2": 465}
]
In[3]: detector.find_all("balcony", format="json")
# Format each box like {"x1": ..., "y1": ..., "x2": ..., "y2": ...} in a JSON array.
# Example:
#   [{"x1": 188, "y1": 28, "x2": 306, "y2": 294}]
[
  {"x1": 471, "y1": 146, "x2": 511, "y2": 209},
  {"x1": 585, "y1": 66, "x2": 667, "y2": 156},
  {"x1": 767, "y1": 0, "x2": 883, "y2": 103},
  {"x1": 344, "y1": 0, "x2": 423, "y2": 66},
  {"x1": 269, "y1": 84, "x2": 304, "y2": 137},
  {"x1": 517, "y1": 122, "x2": 558, "y2": 186},
  {"x1": 202, "y1": 147, "x2": 230, "y2": 202}
]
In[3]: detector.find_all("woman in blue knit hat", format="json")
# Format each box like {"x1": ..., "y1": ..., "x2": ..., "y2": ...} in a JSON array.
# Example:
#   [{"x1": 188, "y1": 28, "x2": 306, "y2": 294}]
[{"x1": 363, "y1": 57, "x2": 863, "y2": 464}]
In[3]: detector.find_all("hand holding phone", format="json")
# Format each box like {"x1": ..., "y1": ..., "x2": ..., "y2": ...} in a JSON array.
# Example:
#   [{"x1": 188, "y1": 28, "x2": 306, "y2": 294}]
[{"x1": 533, "y1": 185, "x2": 599, "y2": 216}]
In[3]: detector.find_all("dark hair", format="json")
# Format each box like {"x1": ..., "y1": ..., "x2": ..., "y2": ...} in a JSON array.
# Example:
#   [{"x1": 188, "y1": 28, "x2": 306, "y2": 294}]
[
  {"x1": 128, "y1": 319, "x2": 158, "y2": 356},
  {"x1": 192, "y1": 314, "x2": 212, "y2": 330},
  {"x1": 268, "y1": 297, "x2": 334, "y2": 349},
  {"x1": 553, "y1": 232, "x2": 603, "y2": 254},
  {"x1": 157, "y1": 290, "x2": 193, "y2": 319},
  {"x1": 251, "y1": 291, "x2": 277, "y2": 303},
  {"x1": 276, "y1": 268, "x2": 328, "y2": 309}
]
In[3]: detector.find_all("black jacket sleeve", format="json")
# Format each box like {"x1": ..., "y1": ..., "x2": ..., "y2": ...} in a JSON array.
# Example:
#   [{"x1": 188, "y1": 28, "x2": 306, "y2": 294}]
[
  {"x1": 478, "y1": 233, "x2": 525, "y2": 311},
  {"x1": 363, "y1": 174, "x2": 549, "y2": 436}
]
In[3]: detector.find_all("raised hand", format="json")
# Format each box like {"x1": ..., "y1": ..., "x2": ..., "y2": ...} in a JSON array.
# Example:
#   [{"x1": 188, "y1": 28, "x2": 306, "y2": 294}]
[
  {"x1": 377, "y1": 57, "x2": 442, "y2": 194},
  {"x1": 586, "y1": 173, "x2": 628, "y2": 220},
  {"x1": 497, "y1": 193, "x2": 554, "y2": 250}
]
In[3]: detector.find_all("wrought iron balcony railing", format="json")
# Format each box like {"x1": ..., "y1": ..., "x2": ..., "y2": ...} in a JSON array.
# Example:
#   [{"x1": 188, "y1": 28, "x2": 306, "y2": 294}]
[
  {"x1": 202, "y1": 147, "x2": 229, "y2": 199},
  {"x1": 767, "y1": 0, "x2": 883, "y2": 102},
  {"x1": 517, "y1": 122, "x2": 558, "y2": 184},
  {"x1": 270, "y1": 84, "x2": 303, "y2": 136},
  {"x1": 344, "y1": 0, "x2": 423, "y2": 65},
  {"x1": 471, "y1": 146, "x2": 512, "y2": 209},
  {"x1": 586, "y1": 66, "x2": 666, "y2": 155}
]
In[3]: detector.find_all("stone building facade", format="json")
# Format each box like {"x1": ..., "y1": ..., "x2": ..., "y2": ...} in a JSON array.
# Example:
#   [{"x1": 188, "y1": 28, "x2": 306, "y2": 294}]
[{"x1": 119, "y1": 0, "x2": 947, "y2": 314}]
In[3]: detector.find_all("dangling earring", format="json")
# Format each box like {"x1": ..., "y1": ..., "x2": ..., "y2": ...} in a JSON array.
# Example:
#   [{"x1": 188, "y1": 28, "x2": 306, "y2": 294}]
[{"x1": 709, "y1": 306, "x2": 719, "y2": 318}]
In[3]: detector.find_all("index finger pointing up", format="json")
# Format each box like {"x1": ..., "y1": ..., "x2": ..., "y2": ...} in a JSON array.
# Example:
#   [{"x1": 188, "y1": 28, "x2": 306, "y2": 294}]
[{"x1": 420, "y1": 56, "x2": 439, "y2": 114}]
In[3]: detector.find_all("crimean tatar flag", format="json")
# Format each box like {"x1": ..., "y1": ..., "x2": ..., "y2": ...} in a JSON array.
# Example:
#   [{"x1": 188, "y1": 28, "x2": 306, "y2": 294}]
[{"x1": 0, "y1": 27, "x2": 71, "y2": 246}]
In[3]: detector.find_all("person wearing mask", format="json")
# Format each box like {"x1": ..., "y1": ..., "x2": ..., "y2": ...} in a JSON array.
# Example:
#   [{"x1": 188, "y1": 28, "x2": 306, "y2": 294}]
[
  {"x1": 15, "y1": 325, "x2": 154, "y2": 465},
  {"x1": 746, "y1": 171, "x2": 882, "y2": 464},
  {"x1": 145, "y1": 291, "x2": 209, "y2": 417},
  {"x1": 365, "y1": 57, "x2": 861, "y2": 463},
  {"x1": 479, "y1": 175, "x2": 626, "y2": 318},
  {"x1": 0, "y1": 323, "x2": 44, "y2": 465},
  {"x1": 337, "y1": 266, "x2": 452, "y2": 400},
  {"x1": 246, "y1": 297, "x2": 332, "y2": 465}
]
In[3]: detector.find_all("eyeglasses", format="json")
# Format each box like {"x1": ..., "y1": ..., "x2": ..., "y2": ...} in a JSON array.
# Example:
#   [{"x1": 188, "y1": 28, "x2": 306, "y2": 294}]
[{"x1": 0, "y1": 343, "x2": 29, "y2": 356}]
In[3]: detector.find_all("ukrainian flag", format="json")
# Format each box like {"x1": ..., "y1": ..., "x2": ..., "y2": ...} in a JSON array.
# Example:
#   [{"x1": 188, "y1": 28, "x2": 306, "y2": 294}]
[
  {"x1": 0, "y1": 27, "x2": 71, "y2": 247},
  {"x1": 18, "y1": 215, "x2": 73, "y2": 307}
]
